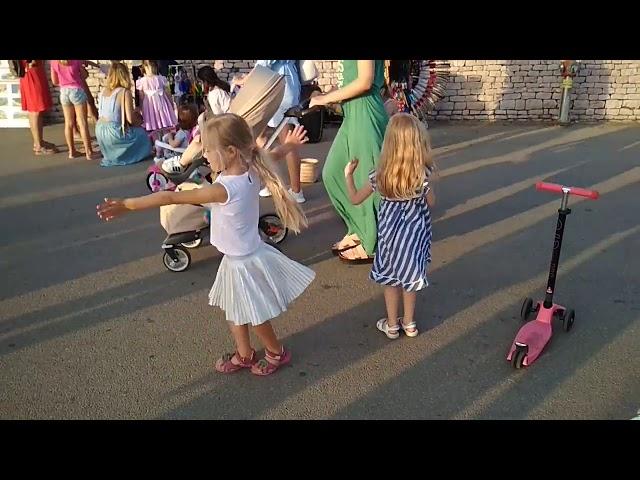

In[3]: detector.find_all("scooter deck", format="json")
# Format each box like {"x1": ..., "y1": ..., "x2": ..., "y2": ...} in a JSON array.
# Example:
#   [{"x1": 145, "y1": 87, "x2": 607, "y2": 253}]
[{"x1": 507, "y1": 303, "x2": 563, "y2": 367}]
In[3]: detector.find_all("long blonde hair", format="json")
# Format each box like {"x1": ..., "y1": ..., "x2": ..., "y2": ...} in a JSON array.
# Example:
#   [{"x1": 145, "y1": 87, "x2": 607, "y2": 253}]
[
  {"x1": 376, "y1": 113, "x2": 436, "y2": 199},
  {"x1": 201, "y1": 113, "x2": 308, "y2": 234},
  {"x1": 107, "y1": 62, "x2": 132, "y2": 90}
]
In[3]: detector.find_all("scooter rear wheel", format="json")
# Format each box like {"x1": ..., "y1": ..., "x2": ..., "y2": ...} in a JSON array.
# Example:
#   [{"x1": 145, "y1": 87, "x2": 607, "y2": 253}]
[
  {"x1": 520, "y1": 297, "x2": 534, "y2": 322},
  {"x1": 561, "y1": 308, "x2": 575, "y2": 332}
]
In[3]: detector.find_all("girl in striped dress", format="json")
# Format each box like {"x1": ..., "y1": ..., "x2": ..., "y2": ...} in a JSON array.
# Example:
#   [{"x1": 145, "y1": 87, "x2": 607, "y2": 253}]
[{"x1": 345, "y1": 113, "x2": 436, "y2": 339}]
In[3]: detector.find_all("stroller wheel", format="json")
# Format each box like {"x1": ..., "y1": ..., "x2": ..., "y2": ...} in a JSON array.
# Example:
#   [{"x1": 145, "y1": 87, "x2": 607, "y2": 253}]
[
  {"x1": 259, "y1": 214, "x2": 288, "y2": 244},
  {"x1": 182, "y1": 238, "x2": 203, "y2": 249},
  {"x1": 147, "y1": 171, "x2": 169, "y2": 192},
  {"x1": 163, "y1": 247, "x2": 191, "y2": 272}
]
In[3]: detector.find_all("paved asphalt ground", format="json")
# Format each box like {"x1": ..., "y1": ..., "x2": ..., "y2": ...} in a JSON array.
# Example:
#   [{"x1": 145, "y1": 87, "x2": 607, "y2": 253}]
[{"x1": 0, "y1": 121, "x2": 638, "y2": 419}]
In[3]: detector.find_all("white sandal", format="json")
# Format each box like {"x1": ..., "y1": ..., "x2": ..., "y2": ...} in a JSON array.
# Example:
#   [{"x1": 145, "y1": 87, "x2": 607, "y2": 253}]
[
  {"x1": 376, "y1": 318, "x2": 401, "y2": 339},
  {"x1": 399, "y1": 319, "x2": 419, "y2": 337}
]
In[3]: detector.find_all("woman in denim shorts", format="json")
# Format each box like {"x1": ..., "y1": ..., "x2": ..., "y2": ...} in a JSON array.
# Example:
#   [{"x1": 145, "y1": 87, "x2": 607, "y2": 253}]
[{"x1": 50, "y1": 60, "x2": 99, "y2": 160}]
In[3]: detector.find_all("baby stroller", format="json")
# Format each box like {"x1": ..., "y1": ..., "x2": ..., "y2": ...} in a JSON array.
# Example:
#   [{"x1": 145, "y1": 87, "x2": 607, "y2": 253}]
[
  {"x1": 146, "y1": 65, "x2": 296, "y2": 192},
  {"x1": 155, "y1": 66, "x2": 319, "y2": 272}
]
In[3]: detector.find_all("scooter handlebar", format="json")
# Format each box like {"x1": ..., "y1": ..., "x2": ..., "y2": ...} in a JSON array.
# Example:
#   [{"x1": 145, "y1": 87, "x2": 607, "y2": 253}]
[{"x1": 535, "y1": 181, "x2": 599, "y2": 200}]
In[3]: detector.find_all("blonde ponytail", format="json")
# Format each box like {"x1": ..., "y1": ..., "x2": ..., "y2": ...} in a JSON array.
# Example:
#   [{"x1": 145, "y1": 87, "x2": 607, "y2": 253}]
[
  {"x1": 201, "y1": 112, "x2": 309, "y2": 234},
  {"x1": 250, "y1": 148, "x2": 308, "y2": 234}
]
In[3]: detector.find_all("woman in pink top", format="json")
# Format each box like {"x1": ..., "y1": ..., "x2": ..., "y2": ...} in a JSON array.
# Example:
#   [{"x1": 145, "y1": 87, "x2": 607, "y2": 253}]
[{"x1": 50, "y1": 60, "x2": 99, "y2": 160}]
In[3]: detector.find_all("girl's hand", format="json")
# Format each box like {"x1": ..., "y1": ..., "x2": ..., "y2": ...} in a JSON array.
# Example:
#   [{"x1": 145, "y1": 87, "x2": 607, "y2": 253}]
[
  {"x1": 97, "y1": 198, "x2": 130, "y2": 222},
  {"x1": 309, "y1": 95, "x2": 327, "y2": 108},
  {"x1": 284, "y1": 125, "x2": 309, "y2": 146},
  {"x1": 344, "y1": 158, "x2": 359, "y2": 177}
]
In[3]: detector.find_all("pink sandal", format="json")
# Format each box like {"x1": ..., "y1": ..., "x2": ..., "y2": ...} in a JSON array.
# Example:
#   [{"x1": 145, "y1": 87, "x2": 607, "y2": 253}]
[
  {"x1": 251, "y1": 348, "x2": 291, "y2": 376},
  {"x1": 215, "y1": 350, "x2": 257, "y2": 374}
]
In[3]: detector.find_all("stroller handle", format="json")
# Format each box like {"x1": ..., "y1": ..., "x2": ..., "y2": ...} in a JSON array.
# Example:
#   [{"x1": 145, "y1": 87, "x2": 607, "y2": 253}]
[
  {"x1": 283, "y1": 98, "x2": 323, "y2": 119},
  {"x1": 535, "y1": 181, "x2": 599, "y2": 200}
]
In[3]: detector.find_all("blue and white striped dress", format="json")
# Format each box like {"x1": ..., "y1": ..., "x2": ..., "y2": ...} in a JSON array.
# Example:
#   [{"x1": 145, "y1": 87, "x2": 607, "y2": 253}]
[{"x1": 369, "y1": 169, "x2": 433, "y2": 292}]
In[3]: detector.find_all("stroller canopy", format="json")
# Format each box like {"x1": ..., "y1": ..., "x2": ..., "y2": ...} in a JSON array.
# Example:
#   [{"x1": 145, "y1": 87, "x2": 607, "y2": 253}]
[{"x1": 228, "y1": 64, "x2": 285, "y2": 138}]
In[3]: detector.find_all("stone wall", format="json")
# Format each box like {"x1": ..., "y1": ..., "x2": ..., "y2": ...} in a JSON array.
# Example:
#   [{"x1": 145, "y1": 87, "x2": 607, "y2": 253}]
[
  {"x1": 43, "y1": 60, "x2": 640, "y2": 123},
  {"x1": 428, "y1": 60, "x2": 640, "y2": 122}
]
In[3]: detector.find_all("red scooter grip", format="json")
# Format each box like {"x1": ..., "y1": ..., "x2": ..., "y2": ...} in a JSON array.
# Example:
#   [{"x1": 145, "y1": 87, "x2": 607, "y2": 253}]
[{"x1": 535, "y1": 181, "x2": 599, "y2": 200}]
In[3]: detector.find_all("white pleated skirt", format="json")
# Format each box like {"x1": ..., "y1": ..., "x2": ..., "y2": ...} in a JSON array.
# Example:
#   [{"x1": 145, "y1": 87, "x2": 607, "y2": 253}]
[{"x1": 209, "y1": 242, "x2": 316, "y2": 326}]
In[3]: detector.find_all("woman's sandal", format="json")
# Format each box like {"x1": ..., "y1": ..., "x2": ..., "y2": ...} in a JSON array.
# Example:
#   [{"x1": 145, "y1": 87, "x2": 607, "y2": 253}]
[
  {"x1": 331, "y1": 235, "x2": 361, "y2": 255},
  {"x1": 399, "y1": 319, "x2": 419, "y2": 337},
  {"x1": 338, "y1": 245, "x2": 374, "y2": 264},
  {"x1": 250, "y1": 348, "x2": 291, "y2": 376},
  {"x1": 376, "y1": 318, "x2": 401, "y2": 339},
  {"x1": 215, "y1": 349, "x2": 257, "y2": 374}
]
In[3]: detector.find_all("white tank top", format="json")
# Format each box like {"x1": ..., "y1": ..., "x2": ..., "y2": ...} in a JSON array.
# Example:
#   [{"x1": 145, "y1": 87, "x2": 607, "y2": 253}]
[{"x1": 207, "y1": 169, "x2": 262, "y2": 257}]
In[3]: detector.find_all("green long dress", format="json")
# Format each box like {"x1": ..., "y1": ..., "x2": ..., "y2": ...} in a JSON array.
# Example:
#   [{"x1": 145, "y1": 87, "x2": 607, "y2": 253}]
[{"x1": 322, "y1": 60, "x2": 389, "y2": 256}]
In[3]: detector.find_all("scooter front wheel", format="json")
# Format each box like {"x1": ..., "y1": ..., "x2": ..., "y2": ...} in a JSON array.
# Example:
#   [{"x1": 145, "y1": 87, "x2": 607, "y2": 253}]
[{"x1": 511, "y1": 349, "x2": 526, "y2": 369}]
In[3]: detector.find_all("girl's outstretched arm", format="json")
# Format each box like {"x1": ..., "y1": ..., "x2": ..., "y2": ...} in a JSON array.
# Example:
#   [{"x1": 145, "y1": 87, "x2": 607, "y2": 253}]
[
  {"x1": 97, "y1": 184, "x2": 228, "y2": 222},
  {"x1": 344, "y1": 159, "x2": 373, "y2": 205}
]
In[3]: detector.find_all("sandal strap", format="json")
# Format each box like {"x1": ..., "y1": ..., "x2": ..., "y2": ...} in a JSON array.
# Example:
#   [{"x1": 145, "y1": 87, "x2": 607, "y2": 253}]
[
  {"x1": 223, "y1": 349, "x2": 255, "y2": 366},
  {"x1": 379, "y1": 318, "x2": 400, "y2": 332},
  {"x1": 264, "y1": 348, "x2": 286, "y2": 365}
]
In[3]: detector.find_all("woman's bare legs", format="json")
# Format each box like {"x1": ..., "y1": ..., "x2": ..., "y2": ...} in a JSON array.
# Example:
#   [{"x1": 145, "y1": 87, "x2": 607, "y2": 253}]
[
  {"x1": 73, "y1": 102, "x2": 96, "y2": 160},
  {"x1": 62, "y1": 104, "x2": 79, "y2": 158},
  {"x1": 278, "y1": 124, "x2": 301, "y2": 194},
  {"x1": 29, "y1": 111, "x2": 56, "y2": 153}
]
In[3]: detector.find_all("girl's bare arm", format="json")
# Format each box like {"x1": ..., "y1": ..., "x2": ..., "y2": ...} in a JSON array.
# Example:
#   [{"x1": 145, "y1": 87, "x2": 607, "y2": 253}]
[
  {"x1": 344, "y1": 159, "x2": 374, "y2": 205},
  {"x1": 97, "y1": 184, "x2": 228, "y2": 222}
]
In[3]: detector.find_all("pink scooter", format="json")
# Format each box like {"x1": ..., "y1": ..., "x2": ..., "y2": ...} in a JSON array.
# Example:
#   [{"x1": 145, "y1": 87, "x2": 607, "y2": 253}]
[{"x1": 507, "y1": 181, "x2": 599, "y2": 369}]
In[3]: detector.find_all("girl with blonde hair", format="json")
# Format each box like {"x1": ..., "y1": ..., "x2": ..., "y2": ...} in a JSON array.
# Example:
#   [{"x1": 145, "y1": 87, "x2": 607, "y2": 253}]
[
  {"x1": 97, "y1": 113, "x2": 315, "y2": 376},
  {"x1": 345, "y1": 113, "x2": 437, "y2": 339}
]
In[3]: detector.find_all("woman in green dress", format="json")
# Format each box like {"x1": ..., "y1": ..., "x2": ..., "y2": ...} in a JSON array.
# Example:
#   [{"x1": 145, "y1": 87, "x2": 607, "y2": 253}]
[{"x1": 310, "y1": 60, "x2": 389, "y2": 263}]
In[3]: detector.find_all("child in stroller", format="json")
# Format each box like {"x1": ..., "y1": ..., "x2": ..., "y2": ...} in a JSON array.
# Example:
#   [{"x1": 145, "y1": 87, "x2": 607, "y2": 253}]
[{"x1": 154, "y1": 103, "x2": 199, "y2": 160}]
